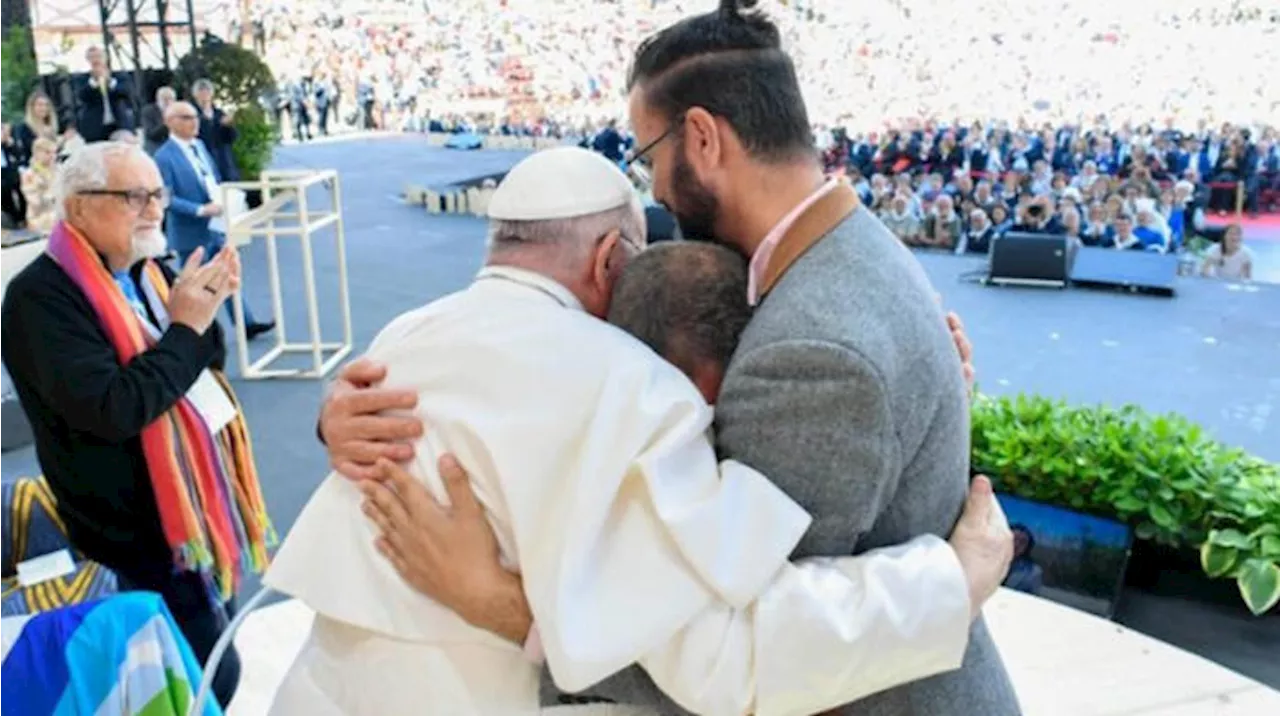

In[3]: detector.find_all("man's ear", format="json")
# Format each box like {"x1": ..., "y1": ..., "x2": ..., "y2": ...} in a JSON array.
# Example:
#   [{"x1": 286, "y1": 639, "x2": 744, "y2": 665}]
[
  {"x1": 64, "y1": 197, "x2": 83, "y2": 225},
  {"x1": 684, "y1": 107, "x2": 722, "y2": 172},
  {"x1": 591, "y1": 229, "x2": 621, "y2": 291}
]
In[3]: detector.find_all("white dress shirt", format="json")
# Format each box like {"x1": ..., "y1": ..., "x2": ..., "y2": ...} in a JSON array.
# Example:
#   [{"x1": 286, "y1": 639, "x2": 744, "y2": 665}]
[{"x1": 266, "y1": 265, "x2": 971, "y2": 716}]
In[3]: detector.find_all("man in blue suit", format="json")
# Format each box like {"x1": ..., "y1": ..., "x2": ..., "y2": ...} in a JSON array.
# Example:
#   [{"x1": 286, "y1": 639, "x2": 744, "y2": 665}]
[{"x1": 155, "y1": 102, "x2": 274, "y2": 339}]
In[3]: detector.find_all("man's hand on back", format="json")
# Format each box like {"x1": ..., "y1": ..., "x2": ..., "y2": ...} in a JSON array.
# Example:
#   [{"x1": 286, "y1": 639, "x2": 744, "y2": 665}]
[
  {"x1": 359, "y1": 456, "x2": 532, "y2": 644},
  {"x1": 948, "y1": 475, "x2": 1013, "y2": 620},
  {"x1": 319, "y1": 357, "x2": 424, "y2": 480},
  {"x1": 359, "y1": 451, "x2": 1015, "y2": 648},
  {"x1": 935, "y1": 297, "x2": 976, "y2": 394}
]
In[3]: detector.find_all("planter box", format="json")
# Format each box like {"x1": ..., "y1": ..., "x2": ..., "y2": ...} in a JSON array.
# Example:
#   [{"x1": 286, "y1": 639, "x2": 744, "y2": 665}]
[
  {"x1": 1124, "y1": 539, "x2": 1279, "y2": 618},
  {"x1": 995, "y1": 493, "x2": 1132, "y2": 619}
]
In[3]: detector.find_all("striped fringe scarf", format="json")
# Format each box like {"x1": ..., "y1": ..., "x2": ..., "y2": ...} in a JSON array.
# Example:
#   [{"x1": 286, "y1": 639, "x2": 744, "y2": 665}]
[{"x1": 46, "y1": 221, "x2": 274, "y2": 599}]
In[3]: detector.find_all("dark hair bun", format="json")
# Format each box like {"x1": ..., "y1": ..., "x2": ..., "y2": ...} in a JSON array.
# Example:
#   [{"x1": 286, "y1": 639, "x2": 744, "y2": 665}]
[{"x1": 719, "y1": 0, "x2": 761, "y2": 18}]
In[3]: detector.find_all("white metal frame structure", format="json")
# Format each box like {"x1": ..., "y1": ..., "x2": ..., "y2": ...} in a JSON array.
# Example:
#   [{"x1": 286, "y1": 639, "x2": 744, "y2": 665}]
[{"x1": 221, "y1": 169, "x2": 353, "y2": 380}]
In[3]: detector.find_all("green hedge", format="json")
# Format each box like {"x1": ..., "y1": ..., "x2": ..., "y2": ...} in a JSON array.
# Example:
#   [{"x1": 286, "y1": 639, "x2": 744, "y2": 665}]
[
  {"x1": 2, "y1": 26, "x2": 39, "y2": 123},
  {"x1": 971, "y1": 393, "x2": 1280, "y2": 615},
  {"x1": 174, "y1": 39, "x2": 278, "y2": 181}
]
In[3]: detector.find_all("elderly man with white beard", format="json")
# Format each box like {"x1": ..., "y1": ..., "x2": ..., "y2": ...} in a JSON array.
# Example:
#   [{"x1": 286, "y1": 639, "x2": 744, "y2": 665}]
[
  {"x1": 266, "y1": 146, "x2": 1013, "y2": 716},
  {"x1": 1, "y1": 141, "x2": 274, "y2": 710}
]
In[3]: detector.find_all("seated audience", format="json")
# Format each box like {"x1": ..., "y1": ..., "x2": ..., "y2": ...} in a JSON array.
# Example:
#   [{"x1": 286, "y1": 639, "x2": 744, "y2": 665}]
[
  {"x1": 921, "y1": 194, "x2": 962, "y2": 249},
  {"x1": 14, "y1": 92, "x2": 60, "y2": 166},
  {"x1": 1133, "y1": 201, "x2": 1171, "y2": 253},
  {"x1": 960, "y1": 208, "x2": 996, "y2": 255},
  {"x1": 1200, "y1": 224, "x2": 1252, "y2": 280},
  {"x1": 989, "y1": 204, "x2": 1014, "y2": 239},
  {"x1": 1060, "y1": 205, "x2": 1084, "y2": 244},
  {"x1": 19, "y1": 137, "x2": 59, "y2": 234},
  {"x1": 1013, "y1": 195, "x2": 1063, "y2": 234},
  {"x1": 879, "y1": 193, "x2": 922, "y2": 244},
  {"x1": 1111, "y1": 212, "x2": 1143, "y2": 251},
  {"x1": 1081, "y1": 202, "x2": 1114, "y2": 247}
]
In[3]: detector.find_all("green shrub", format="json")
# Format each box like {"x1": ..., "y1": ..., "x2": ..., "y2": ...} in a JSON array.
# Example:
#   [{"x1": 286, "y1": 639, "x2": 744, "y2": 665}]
[
  {"x1": 174, "y1": 37, "x2": 276, "y2": 110},
  {"x1": 971, "y1": 393, "x2": 1280, "y2": 615},
  {"x1": 230, "y1": 103, "x2": 278, "y2": 181},
  {"x1": 2, "y1": 25, "x2": 40, "y2": 124},
  {"x1": 174, "y1": 38, "x2": 278, "y2": 181}
]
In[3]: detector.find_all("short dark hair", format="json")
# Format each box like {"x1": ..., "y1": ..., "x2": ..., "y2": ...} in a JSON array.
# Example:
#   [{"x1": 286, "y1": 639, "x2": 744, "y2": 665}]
[
  {"x1": 608, "y1": 242, "x2": 751, "y2": 372},
  {"x1": 627, "y1": 0, "x2": 813, "y2": 163}
]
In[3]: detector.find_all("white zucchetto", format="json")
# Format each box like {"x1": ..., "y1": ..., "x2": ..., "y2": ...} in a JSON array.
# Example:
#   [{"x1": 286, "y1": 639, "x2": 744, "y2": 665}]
[{"x1": 487, "y1": 146, "x2": 637, "y2": 221}]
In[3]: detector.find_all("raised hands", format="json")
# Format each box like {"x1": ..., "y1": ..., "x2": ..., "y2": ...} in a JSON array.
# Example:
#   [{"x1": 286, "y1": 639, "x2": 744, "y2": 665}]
[{"x1": 169, "y1": 245, "x2": 241, "y2": 334}]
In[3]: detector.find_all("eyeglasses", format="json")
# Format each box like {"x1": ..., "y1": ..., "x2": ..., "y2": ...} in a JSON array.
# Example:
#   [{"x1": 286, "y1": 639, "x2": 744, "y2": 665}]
[
  {"x1": 172, "y1": 113, "x2": 198, "y2": 120},
  {"x1": 78, "y1": 187, "x2": 171, "y2": 211},
  {"x1": 624, "y1": 113, "x2": 687, "y2": 187}
]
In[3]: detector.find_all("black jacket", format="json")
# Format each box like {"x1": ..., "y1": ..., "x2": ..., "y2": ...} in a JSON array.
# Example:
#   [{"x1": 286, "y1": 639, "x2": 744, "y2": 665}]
[
  {"x1": 197, "y1": 106, "x2": 240, "y2": 182},
  {"x1": 140, "y1": 103, "x2": 169, "y2": 154},
  {"x1": 1, "y1": 254, "x2": 225, "y2": 573},
  {"x1": 76, "y1": 74, "x2": 136, "y2": 142}
]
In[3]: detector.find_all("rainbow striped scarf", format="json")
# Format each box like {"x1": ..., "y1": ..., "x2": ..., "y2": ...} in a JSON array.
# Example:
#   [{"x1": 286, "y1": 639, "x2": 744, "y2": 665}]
[{"x1": 46, "y1": 221, "x2": 274, "y2": 599}]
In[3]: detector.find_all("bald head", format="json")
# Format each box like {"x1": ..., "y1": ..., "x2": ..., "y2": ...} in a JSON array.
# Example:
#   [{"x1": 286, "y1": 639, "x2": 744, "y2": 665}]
[
  {"x1": 165, "y1": 101, "x2": 199, "y2": 139},
  {"x1": 608, "y1": 242, "x2": 751, "y2": 404}
]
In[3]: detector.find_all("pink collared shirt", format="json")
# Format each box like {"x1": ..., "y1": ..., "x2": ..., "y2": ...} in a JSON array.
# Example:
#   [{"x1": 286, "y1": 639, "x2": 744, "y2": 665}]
[{"x1": 746, "y1": 178, "x2": 841, "y2": 306}]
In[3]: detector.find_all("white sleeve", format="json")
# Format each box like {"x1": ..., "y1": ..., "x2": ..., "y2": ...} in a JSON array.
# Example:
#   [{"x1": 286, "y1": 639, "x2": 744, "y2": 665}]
[
  {"x1": 521, "y1": 351, "x2": 969, "y2": 711},
  {"x1": 638, "y1": 536, "x2": 972, "y2": 716}
]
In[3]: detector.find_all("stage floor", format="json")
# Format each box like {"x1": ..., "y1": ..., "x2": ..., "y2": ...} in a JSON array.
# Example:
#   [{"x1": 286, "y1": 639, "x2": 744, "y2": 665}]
[
  {"x1": 915, "y1": 252, "x2": 1279, "y2": 462},
  {"x1": 2, "y1": 136, "x2": 1276, "y2": 687}
]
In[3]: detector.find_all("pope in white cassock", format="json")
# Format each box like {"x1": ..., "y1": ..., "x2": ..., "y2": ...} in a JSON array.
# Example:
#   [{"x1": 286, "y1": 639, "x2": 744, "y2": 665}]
[{"x1": 265, "y1": 147, "x2": 1007, "y2": 716}]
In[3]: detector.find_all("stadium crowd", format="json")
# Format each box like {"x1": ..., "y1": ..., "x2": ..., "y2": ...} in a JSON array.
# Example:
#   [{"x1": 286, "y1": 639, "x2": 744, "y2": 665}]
[
  {"x1": 6, "y1": 0, "x2": 1277, "y2": 280},
  {"x1": 220, "y1": 0, "x2": 1277, "y2": 135}
]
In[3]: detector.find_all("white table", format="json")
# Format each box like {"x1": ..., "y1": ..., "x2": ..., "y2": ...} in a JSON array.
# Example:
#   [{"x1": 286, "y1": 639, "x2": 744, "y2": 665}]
[{"x1": 228, "y1": 589, "x2": 1280, "y2": 715}]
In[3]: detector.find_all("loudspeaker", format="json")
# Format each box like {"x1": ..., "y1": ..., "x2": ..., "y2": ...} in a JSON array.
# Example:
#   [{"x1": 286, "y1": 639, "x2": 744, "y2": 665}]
[{"x1": 988, "y1": 232, "x2": 1072, "y2": 288}]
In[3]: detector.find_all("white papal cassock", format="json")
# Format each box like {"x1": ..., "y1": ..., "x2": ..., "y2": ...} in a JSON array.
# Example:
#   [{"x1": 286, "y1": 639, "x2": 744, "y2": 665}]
[{"x1": 265, "y1": 265, "x2": 974, "y2": 716}]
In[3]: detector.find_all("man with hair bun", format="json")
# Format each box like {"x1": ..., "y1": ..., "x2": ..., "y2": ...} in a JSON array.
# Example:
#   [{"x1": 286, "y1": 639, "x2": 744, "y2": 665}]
[{"x1": 581, "y1": 2, "x2": 1022, "y2": 712}]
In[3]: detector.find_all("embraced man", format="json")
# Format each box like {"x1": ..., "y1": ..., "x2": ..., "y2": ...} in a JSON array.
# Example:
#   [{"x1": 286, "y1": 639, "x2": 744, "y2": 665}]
[
  {"x1": 320, "y1": 2, "x2": 1020, "y2": 715},
  {"x1": 272, "y1": 146, "x2": 1011, "y2": 716}
]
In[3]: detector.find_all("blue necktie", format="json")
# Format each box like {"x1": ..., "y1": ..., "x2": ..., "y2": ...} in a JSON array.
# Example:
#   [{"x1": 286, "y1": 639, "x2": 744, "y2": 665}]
[{"x1": 189, "y1": 143, "x2": 212, "y2": 179}]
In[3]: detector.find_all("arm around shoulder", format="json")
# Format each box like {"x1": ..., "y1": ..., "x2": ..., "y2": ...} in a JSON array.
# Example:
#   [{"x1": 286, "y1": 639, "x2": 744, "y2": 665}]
[
  {"x1": 528, "y1": 348, "x2": 969, "y2": 714},
  {"x1": 637, "y1": 535, "x2": 972, "y2": 716}
]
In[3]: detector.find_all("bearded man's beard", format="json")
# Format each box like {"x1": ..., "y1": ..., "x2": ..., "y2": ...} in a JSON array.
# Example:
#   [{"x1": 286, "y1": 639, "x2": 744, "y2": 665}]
[
  {"x1": 131, "y1": 228, "x2": 169, "y2": 263},
  {"x1": 670, "y1": 147, "x2": 723, "y2": 246}
]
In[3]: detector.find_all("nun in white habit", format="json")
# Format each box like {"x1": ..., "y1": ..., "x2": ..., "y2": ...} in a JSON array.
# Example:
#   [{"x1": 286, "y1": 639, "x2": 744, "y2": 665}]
[{"x1": 265, "y1": 148, "x2": 984, "y2": 716}]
